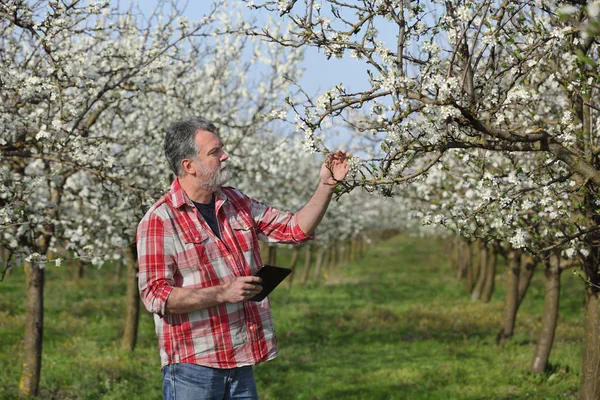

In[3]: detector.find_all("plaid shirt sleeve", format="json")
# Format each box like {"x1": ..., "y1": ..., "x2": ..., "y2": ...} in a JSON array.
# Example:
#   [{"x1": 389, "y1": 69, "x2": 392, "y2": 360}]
[
  {"x1": 137, "y1": 210, "x2": 175, "y2": 318},
  {"x1": 244, "y1": 195, "x2": 314, "y2": 244}
]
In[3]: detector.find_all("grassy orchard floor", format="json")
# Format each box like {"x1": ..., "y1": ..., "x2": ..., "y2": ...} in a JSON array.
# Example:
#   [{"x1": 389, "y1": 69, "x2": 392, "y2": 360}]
[{"x1": 0, "y1": 236, "x2": 585, "y2": 399}]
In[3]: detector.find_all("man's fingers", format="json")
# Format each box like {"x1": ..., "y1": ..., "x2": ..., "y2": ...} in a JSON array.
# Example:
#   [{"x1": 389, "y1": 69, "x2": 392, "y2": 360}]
[
  {"x1": 238, "y1": 276, "x2": 262, "y2": 284},
  {"x1": 242, "y1": 283, "x2": 262, "y2": 291}
]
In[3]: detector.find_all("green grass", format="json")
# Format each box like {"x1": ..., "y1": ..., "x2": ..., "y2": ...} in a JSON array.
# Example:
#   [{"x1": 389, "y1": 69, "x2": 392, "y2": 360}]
[{"x1": 0, "y1": 236, "x2": 585, "y2": 399}]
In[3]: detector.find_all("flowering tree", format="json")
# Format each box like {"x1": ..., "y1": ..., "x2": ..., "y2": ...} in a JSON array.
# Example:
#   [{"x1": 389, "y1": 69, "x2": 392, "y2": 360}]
[
  {"x1": 246, "y1": 0, "x2": 600, "y2": 397},
  {"x1": 0, "y1": 0, "x2": 304, "y2": 396}
]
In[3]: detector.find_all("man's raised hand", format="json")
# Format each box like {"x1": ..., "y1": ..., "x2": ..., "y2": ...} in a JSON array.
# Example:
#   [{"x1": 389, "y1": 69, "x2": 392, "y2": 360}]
[{"x1": 320, "y1": 150, "x2": 350, "y2": 187}]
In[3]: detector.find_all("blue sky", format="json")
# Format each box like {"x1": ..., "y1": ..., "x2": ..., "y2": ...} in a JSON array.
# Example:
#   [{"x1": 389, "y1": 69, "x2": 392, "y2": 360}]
[
  {"x1": 121, "y1": 0, "x2": 383, "y2": 96},
  {"x1": 119, "y1": 0, "x2": 399, "y2": 150}
]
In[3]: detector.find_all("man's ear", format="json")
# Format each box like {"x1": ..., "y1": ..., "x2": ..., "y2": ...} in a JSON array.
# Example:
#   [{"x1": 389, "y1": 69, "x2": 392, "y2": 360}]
[{"x1": 181, "y1": 159, "x2": 195, "y2": 176}]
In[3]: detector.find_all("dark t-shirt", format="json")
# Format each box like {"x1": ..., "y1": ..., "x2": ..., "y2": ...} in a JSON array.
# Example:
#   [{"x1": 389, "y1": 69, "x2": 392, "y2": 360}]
[{"x1": 192, "y1": 196, "x2": 221, "y2": 240}]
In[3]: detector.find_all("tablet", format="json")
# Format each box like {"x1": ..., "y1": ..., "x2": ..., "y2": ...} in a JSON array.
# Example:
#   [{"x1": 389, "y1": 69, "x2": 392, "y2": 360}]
[{"x1": 249, "y1": 264, "x2": 292, "y2": 302}]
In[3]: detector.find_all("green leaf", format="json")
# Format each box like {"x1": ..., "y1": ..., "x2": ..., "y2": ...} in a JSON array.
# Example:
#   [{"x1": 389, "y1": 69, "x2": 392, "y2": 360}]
[{"x1": 575, "y1": 49, "x2": 597, "y2": 67}]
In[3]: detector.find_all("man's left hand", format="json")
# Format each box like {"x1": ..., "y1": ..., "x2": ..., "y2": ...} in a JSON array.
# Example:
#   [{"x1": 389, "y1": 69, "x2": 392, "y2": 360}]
[{"x1": 320, "y1": 150, "x2": 349, "y2": 187}]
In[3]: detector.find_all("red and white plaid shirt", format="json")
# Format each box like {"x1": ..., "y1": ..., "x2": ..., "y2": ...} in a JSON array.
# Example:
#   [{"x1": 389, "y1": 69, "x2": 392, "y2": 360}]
[{"x1": 137, "y1": 179, "x2": 312, "y2": 369}]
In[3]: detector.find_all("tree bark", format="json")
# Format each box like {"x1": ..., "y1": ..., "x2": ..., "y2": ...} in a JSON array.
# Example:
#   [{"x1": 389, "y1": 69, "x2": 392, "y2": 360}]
[
  {"x1": 122, "y1": 244, "x2": 140, "y2": 351},
  {"x1": 327, "y1": 241, "x2": 337, "y2": 271},
  {"x1": 114, "y1": 258, "x2": 123, "y2": 281},
  {"x1": 322, "y1": 247, "x2": 331, "y2": 275},
  {"x1": 517, "y1": 254, "x2": 537, "y2": 306},
  {"x1": 312, "y1": 246, "x2": 326, "y2": 280},
  {"x1": 287, "y1": 248, "x2": 300, "y2": 289},
  {"x1": 301, "y1": 245, "x2": 312, "y2": 284},
  {"x1": 469, "y1": 241, "x2": 480, "y2": 293},
  {"x1": 1, "y1": 247, "x2": 12, "y2": 278},
  {"x1": 72, "y1": 258, "x2": 85, "y2": 280},
  {"x1": 259, "y1": 241, "x2": 268, "y2": 261},
  {"x1": 531, "y1": 253, "x2": 561, "y2": 375},
  {"x1": 340, "y1": 240, "x2": 350, "y2": 265},
  {"x1": 451, "y1": 236, "x2": 461, "y2": 275},
  {"x1": 472, "y1": 243, "x2": 487, "y2": 301},
  {"x1": 19, "y1": 262, "x2": 44, "y2": 397},
  {"x1": 456, "y1": 239, "x2": 473, "y2": 291},
  {"x1": 578, "y1": 254, "x2": 600, "y2": 399},
  {"x1": 480, "y1": 243, "x2": 498, "y2": 303},
  {"x1": 267, "y1": 245, "x2": 277, "y2": 266},
  {"x1": 497, "y1": 250, "x2": 521, "y2": 344}
]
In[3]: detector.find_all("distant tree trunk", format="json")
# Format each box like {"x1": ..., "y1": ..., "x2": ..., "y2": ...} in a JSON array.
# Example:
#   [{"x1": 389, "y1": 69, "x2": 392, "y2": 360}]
[
  {"x1": 456, "y1": 239, "x2": 473, "y2": 292},
  {"x1": 301, "y1": 245, "x2": 312, "y2": 284},
  {"x1": 287, "y1": 248, "x2": 300, "y2": 289},
  {"x1": 356, "y1": 236, "x2": 364, "y2": 258},
  {"x1": 266, "y1": 245, "x2": 277, "y2": 266},
  {"x1": 579, "y1": 253, "x2": 600, "y2": 400},
  {"x1": 472, "y1": 243, "x2": 487, "y2": 301},
  {"x1": 322, "y1": 247, "x2": 331, "y2": 275},
  {"x1": 312, "y1": 246, "x2": 326, "y2": 280},
  {"x1": 72, "y1": 258, "x2": 85, "y2": 280},
  {"x1": 517, "y1": 255, "x2": 537, "y2": 306},
  {"x1": 342, "y1": 241, "x2": 350, "y2": 264},
  {"x1": 122, "y1": 244, "x2": 140, "y2": 351},
  {"x1": 497, "y1": 250, "x2": 522, "y2": 344},
  {"x1": 1, "y1": 247, "x2": 12, "y2": 278},
  {"x1": 465, "y1": 241, "x2": 475, "y2": 292},
  {"x1": 337, "y1": 241, "x2": 346, "y2": 265},
  {"x1": 451, "y1": 236, "x2": 461, "y2": 275},
  {"x1": 469, "y1": 241, "x2": 480, "y2": 293},
  {"x1": 327, "y1": 241, "x2": 337, "y2": 271},
  {"x1": 531, "y1": 253, "x2": 561, "y2": 375},
  {"x1": 114, "y1": 258, "x2": 123, "y2": 281},
  {"x1": 480, "y1": 244, "x2": 498, "y2": 303},
  {"x1": 19, "y1": 262, "x2": 44, "y2": 397},
  {"x1": 259, "y1": 242, "x2": 268, "y2": 261}
]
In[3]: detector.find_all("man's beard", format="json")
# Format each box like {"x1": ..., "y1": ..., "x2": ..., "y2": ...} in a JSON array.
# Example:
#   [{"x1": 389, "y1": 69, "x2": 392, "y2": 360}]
[{"x1": 196, "y1": 161, "x2": 230, "y2": 192}]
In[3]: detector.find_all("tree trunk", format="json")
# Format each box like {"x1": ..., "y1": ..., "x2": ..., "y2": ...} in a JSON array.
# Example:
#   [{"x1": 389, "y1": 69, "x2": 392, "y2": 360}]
[
  {"x1": 259, "y1": 241, "x2": 268, "y2": 261},
  {"x1": 122, "y1": 244, "x2": 140, "y2": 351},
  {"x1": 72, "y1": 258, "x2": 85, "y2": 280},
  {"x1": 497, "y1": 250, "x2": 522, "y2": 344},
  {"x1": 357, "y1": 236, "x2": 365, "y2": 258},
  {"x1": 267, "y1": 245, "x2": 277, "y2": 266},
  {"x1": 301, "y1": 245, "x2": 312, "y2": 284},
  {"x1": 456, "y1": 239, "x2": 473, "y2": 291},
  {"x1": 114, "y1": 258, "x2": 123, "y2": 281},
  {"x1": 470, "y1": 240, "x2": 481, "y2": 289},
  {"x1": 531, "y1": 253, "x2": 561, "y2": 375},
  {"x1": 465, "y1": 241, "x2": 475, "y2": 292},
  {"x1": 19, "y1": 262, "x2": 44, "y2": 397},
  {"x1": 312, "y1": 246, "x2": 326, "y2": 280},
  {"x1": 337, "y1": 242, "x2": 346, "y2": 266},
  {"x1": 480, "y1": 243, "x2": 497, "y2": 303},
  {"x1": 517, "y1": 254, "x2": 537, "y2": 306},
  {"x1": 323, "y1": 247, "x2": 332, "y2": 275},
  {"x1": 287, "y1": 248, "x2": 300, "y2": 289},
  {"x1": 472, "y1": 243, "x2": 487, "y2": 301},
  {"x1": 327, "y1": 241, "x2": 337, "y2": 271},
  {"x1": 1, "y1": 247, "x2": 12, "y2": 278},
  {"x1": 342, "y1": 241, "x2": 350, "y2": 264},
  {"x1": 451, "y1": 236, "x2": 461, "y2": 275},
  {"x1": 579, "y1": 285, "x2": 600, "y2": 399}
]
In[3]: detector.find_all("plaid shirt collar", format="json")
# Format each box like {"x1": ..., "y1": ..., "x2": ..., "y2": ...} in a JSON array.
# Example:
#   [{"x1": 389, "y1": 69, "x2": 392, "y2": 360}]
[{"x1": 169, "y1": 178, "x2": 227, "y2": 210}]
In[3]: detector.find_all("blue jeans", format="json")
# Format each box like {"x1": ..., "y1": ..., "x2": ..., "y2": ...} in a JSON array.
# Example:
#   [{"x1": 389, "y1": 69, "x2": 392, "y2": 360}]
[{"x1": 162, "y1": 363, "x2": 258, "y2": 400}]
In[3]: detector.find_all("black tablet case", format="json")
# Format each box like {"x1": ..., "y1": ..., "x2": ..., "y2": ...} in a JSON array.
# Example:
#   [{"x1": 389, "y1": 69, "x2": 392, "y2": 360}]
[{"x1": 250, "y1": 265, "x2": 292, "y2": 302}]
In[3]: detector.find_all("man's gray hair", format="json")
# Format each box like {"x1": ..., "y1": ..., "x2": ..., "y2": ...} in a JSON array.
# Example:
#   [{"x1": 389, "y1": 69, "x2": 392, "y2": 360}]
[{"x1": 164, "y1": 117, "x2": 218, "y2": 177}]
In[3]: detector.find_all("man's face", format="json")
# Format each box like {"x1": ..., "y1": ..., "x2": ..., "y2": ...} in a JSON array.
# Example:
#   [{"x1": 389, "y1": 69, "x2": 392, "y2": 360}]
[{"x1": 193, "y1": 129, "x2": 230, "y2": 192}]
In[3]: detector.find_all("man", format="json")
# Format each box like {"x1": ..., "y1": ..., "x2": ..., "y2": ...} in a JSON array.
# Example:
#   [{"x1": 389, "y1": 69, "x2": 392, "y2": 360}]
[{"x1": 137, "y1": 117, "x2": 349, "y2": 400}]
